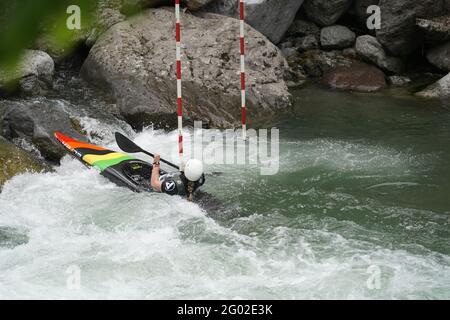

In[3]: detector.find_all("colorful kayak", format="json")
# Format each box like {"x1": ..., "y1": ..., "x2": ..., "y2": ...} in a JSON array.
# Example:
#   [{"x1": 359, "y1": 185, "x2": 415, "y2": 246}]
[{"x1": 54, "y1": 132, "x2": 165, "y2": 192}]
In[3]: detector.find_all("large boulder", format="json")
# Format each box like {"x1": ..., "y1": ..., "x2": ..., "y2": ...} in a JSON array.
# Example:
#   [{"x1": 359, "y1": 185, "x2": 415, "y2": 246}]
[
  {"x1": 81, "y1": 9, "x2": 291, "y2": 130},
  {"x1": 355, "y1": 35, "x2": 404, "y2": 74},
  {"x1": 205, "y1": 0, "x2": 304, "y2": 44},
  {"x1": 0, "y1": 50, "x2": 54, "y2": 96},
  {"x1": 427, "y1": 42, "x2": 450, "y2": 72},
  {"x1": 320, "y1": 25, "x2": 356, "y2": 50},
  {"x1": 353, "y1": 0, "x2": 380, "y2": 25},
  {"x1": 416, "y1": 73, "x2": 450, "y2": 98},
  {"x1": 0, "y1": 100, "x2": 85, "y2": 162},
  {"x1": 376, "y1": 0, "x2": 448, "y2": 56},
  {"x1": 0, "y1": 137, "x2": 46, "y2": 190},
  {"x1": 323, "y1": 60, "x2": 387, "y2": 92},
  {"x1": 303, "y1": 0, "x2": 353, "y2": 27},
  {"x1": 417, "y1": 15, "x2": 450, "y2": 46}
]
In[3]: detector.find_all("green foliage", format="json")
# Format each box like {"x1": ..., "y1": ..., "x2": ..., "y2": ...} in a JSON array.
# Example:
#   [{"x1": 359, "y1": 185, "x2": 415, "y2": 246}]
[{"x1": 0, "y1": 0, "x2": 96, "y2": 70}]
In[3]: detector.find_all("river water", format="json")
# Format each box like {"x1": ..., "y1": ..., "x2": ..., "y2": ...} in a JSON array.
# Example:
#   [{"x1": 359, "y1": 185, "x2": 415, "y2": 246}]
[{"x1": 0, "y1": 84, "x2": 449, "y2": 299}]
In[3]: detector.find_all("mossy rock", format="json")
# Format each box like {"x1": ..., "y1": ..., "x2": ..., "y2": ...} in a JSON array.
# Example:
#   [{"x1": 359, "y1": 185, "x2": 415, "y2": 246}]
[{"x1": 0, "y1": 137, "x2": 46, "y2": 190}]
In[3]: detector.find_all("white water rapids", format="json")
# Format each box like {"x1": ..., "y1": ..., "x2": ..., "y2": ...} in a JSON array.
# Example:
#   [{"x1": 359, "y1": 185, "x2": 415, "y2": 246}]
[{"x1": 1, "y1": 119, "x2": 449, "y2": 299}]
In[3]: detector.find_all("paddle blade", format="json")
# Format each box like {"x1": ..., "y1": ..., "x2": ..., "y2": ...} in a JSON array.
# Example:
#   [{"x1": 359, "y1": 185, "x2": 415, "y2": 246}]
[{"x1": 115, "y1": 132, "x2": 142, "y2": 153}]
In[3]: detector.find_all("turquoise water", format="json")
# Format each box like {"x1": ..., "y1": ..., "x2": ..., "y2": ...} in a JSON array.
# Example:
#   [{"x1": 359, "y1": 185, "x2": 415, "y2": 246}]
[{"x1": 0, "y1": 85, "x2": 449, "y2": 299}]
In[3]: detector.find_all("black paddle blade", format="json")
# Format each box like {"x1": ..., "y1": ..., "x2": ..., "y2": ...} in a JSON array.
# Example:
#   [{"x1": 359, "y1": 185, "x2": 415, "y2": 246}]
[
  {"x1": 115, "y1": 132, "x2": 180, "y2": 170},
  {"x1": 115, "y1": 132, "x2": 143, "y2": 153}
]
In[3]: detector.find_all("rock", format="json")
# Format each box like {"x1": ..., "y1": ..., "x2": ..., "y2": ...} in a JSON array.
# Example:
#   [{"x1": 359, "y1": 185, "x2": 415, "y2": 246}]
[
  {"x1": 353, "y1": 0, "x2": 380, "y2": 25},
  {"x1": 303, "y1": 0, "x2": 353, "y2": 26},
  {"x1": 0, "y1": 50, "x2": 54, "y2": 96},
  {"x1": 81, "y1": 9, "x2": 291, "y2": 130},
  {"x1": 34, "y1": 0, "x2": 122, "y2": 61},
  {"x1": 427, "y1": 42, "x2": 450, "y2": 72},
  {"x1": 122, "y1": 0, "x2": 171, "y2": 9},
  {"x1": 299, "y1": 50, "x2": 353, "y2": 77},
  {"x1": 355, "y1": 35, "x2": 404, "y2": 74},
  {"x1": 0, "y1": 137, "x2": 46, "y2": 190},
  {"x1": 376, "y1": 0, "x2": 447, "y2": 56},
  {"x1": 185, "y1": 0, "x2": 214, "y2": 10},
  {"x1": 417, "y1": 15, "x2": 450, "y2": 45},
  {"x1": 294, "y1": 35, "x2": 319, "y2": 51},
  {"x1": 416, "y1": 72, "x2": 450, "y2": 98},
  {"x1": 285, "y1": 19, "x2": 321, "y2": 40},
  {"x1": 320, "y1": 25, "x2": 356, "y2": 50},
  {"x1": 282, "y1": 48, "x2": 299, "y2": 61},
  {"x1": 342, "y1": 47, "x2": 357, "y2": 59},
  {"x1": 280, "y1": 20, "x2": 320, "y2": 60},
  {"x1": 323, "y1": 60, "x2": 387, "y2": 92},
  {"x1": 0, "y1": 100, "x2": 86, "y2": 162},
  {"x1": 124, "y1": 0, "x2": 213, "y2": 10},
  {"x1": 36, "y1": 0, "x2": 153, "y2": 61},
  {"x1": 0, "y1": 226, "x2": 29, "y2": 248},
  {"x1": 388, "y1": 75, "x2": 412, "y2": 86},
  {"x1": 205, "y1": 0, "x2": 304, "y2": 44}
]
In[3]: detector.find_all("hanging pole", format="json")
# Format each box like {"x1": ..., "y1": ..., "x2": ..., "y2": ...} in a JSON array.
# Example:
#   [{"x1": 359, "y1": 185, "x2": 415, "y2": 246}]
[
  {"x1": 239, "y1": 0, "x2": 246, "y2": 140},
  {"x1": 175, "y1": 0, "x2": 184, "y2": 164}
]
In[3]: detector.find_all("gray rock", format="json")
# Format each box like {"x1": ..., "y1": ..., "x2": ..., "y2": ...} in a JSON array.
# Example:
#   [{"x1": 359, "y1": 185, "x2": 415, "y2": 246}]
[
  {"x1": 353, "y1": 0, "x2": 380, "y2": 25},
  {"x1": 323, "y1": 60, "x2": 387, "y2": 92},
  {"x1": 355, "y1": 35, "x2": 404, "y2": 74},
  {"x1": 320, "y1": 25, "x2": 356, "y2": 50},
  {"x1": 427, "y1": 42, "x2": 450, "y2": 72},
  {"x1": 300, "y1": 50, "x2": 353, "y2": 77},
  {"x1": 388, "y1": 75, "x2": 412, "y2": 86},
  {"x1": 0, "y1": 100, "x2": 85, "y2": 162},
  {"x1": 205, "y1": 0, "x2": 304, "y2": 44},
  {"x1": 81, "y1": 9, "x2": 291, "y2": 130},
  {"x1": 417, "y1": 16, "x2": 450, "y2": 46},
  {"x1": 416, "y1": 73, "x2": 450, "y2": 98},
  {"x1": 185, "y1": 0, "x2": 214, "y2": 10},
  {"x1": 303, "y1": 0, "x2": 353, "y2": 26},
  {"x1": 122, "y1": 0, "x2": 171, "y2": 8},
  {"x1": 285, "y1": 19, "x2": 321, "y2": 40},
  {"x1": 342, "y1": 47, "x2": 357, "y2": 59},
  {"x1": 280, "y1": 46, "x2": 299, "y2": 61},
  {"x1": 294, "y1": 35, "x2": 319, "y2": 51},
  {"x1": 376, "y1": 0, "x2": 447, "y2": 56},
  {"x1": 0, "y1": 50, "x2": 54, "y2": 96},
  {"x1": 124, "y1": 0, "x2": 213, "y2": 10},
  {"x1": 35, "y1": 0, "x2": 126, "y2": 61}
]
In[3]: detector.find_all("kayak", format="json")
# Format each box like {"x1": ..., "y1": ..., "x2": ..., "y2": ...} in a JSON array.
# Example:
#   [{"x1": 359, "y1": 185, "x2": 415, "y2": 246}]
[{"x1": 54, "y1": 132, "x2": 166, "y2": 192}]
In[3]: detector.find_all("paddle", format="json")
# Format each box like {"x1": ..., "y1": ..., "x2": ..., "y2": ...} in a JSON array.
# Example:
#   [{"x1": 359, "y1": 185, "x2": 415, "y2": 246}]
[{"x1": 115, "y1": 132, "x2": 180, "y2": 170}]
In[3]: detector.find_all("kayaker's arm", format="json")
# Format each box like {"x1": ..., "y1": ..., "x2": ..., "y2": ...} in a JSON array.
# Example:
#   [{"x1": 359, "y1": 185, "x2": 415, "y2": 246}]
[{"x1": 151, "y1": 154, "x2": 162, "y2": 192}]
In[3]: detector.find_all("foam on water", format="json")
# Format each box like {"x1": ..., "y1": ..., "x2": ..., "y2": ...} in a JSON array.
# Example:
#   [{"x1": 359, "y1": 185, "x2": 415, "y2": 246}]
[{"x1": 0, "y1": 128, "x2": 449, "y2": 299}]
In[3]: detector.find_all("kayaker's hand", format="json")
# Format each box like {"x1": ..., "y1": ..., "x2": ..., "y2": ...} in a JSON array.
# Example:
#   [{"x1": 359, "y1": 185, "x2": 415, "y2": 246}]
[{"x1": 154, "y1": 154, "x2": 161, "y2": 164}]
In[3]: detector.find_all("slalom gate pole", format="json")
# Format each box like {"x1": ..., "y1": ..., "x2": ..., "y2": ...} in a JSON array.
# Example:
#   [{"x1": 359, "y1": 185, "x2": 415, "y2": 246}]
[
  {"x1": 240, "y1": 0, "x2": 247, "y2": 140},
  {"x1": 175, "y1": 0, "x2": 184, "y2": 164}
]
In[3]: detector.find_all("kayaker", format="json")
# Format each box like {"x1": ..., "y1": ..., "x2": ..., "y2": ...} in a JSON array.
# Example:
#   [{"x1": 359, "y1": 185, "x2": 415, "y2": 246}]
[{"x1": 150, "y1": 154, "x2": 205, "y2": 201}]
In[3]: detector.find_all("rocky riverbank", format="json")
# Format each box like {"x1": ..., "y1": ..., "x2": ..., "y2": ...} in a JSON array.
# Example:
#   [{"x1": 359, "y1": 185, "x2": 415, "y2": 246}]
[{"x1": 1, "y1": 0, "x2": 450, "y2": 186}]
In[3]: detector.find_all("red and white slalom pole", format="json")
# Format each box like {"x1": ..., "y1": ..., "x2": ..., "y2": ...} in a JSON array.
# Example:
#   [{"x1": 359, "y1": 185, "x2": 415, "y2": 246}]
[
  {"x1": 239, "y1": 0, "x2": 246, "y2": 139},
  {"x1": 175, "y1": 0, "x2": 184, "y2": 163}
]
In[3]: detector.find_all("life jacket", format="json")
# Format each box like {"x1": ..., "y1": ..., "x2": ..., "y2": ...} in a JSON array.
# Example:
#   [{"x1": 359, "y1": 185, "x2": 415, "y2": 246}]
[{"x1": 159, "y1": 171, "x2": 205, "y2": 196}]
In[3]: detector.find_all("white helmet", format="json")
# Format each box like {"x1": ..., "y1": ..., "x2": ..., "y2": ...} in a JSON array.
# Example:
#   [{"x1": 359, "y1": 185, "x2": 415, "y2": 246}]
[{"x1": 184, "y1": 159, "x2": 204, "y2": 182}]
